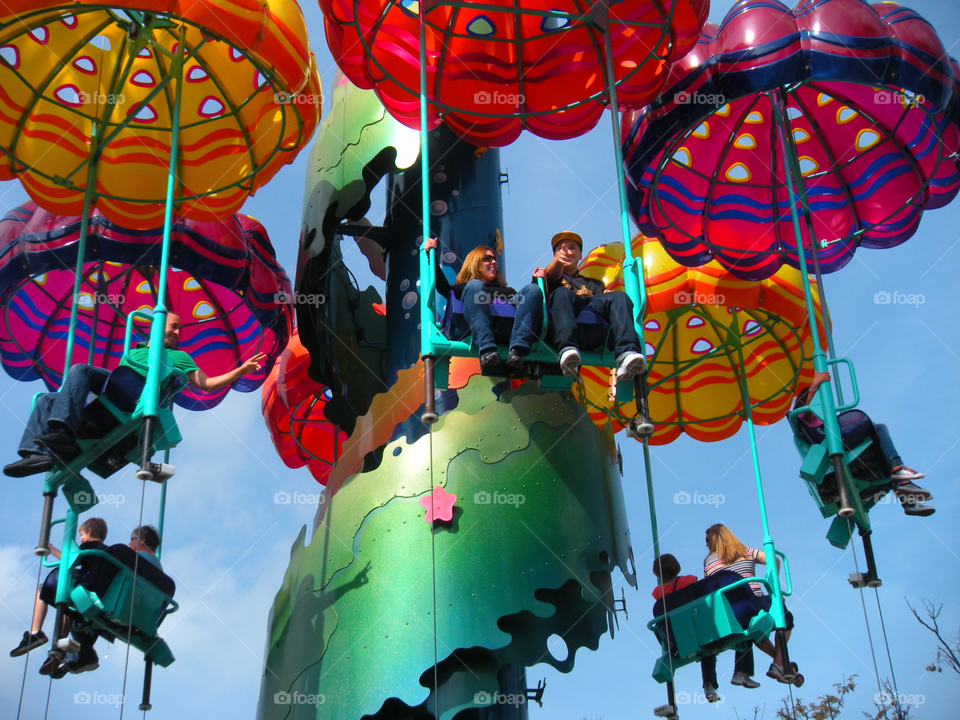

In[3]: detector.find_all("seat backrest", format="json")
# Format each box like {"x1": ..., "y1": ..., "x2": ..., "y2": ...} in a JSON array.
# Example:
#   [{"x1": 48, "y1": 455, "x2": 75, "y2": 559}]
[{"x1": 651, "y1": 571, "x2": 764, "y2": 655}]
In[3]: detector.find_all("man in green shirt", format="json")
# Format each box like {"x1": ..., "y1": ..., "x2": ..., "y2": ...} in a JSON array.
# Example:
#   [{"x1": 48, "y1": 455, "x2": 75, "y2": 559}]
[{"x1": 4, "y1": 312, "x2": 265, "y2": 477}]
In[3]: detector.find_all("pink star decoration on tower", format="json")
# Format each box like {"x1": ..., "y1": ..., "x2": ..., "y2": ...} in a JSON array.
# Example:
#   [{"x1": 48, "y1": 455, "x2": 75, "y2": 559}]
[{"x1": 420, "y1": 485, "x2": 457, "y2": 523}]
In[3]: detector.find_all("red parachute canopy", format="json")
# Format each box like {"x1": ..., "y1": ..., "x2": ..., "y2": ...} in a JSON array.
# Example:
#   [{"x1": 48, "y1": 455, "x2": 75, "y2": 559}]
[
  {"x1": 321, "y1": 0, "x2": 708, "y2": 146},
  {"x1": 261, "y1": 329, "x2": 346, "y2": 485}
]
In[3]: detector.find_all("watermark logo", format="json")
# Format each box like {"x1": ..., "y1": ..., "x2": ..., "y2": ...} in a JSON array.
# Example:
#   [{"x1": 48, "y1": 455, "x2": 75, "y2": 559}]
[
  {"x1": 275, "y1": 92, "x2": 322, "y2": 106},
  {"x1": 675, "y1": 690, "x2": 724, "y2": 705},
  {"x1": 274, "y1": 490, "x2": 326, "y2": 506},
  {"x1": 274, "y1": 291, "x2": 325, "y2": 307},
  {"x1": 873, "y1": 290, "x2": 924, "y2": 307},
  {"x1": 872, "y1": 491, "x2": 924, "y2": 508},
  {"x1": 75, "y1": 292, "x2": 124, "y2": 306},
  {"x1": 474, "y1": 691, "x2": 526, "y2": 706},
  {"x1": 474, "y1": 291, "x2": 525, "y2": 305},
  {"x1": 674, "y1": 290, "x2": 724, "y2": 306},
  {"x1": 75, "y1": 691, "x2": 124, "y2": 706},
  {"x1": 473, "y1": 90, "x2": 524, "y2": 108},
  {"x1": 474, "y1": 490, "x2": 525, "y2": 508},
  {"x1": 674, "y1": 490, "x2": 725, "y2": 507},
  {"x1": 274, "y1": 691, "x2": 325, "y2": 706},
  {"x1": 675, "y1": 91, "x2": 725, "y2": 106},
  {"x1": 73, "y1": 491, "x2": 125, "y2": 507},
  {"x1": 874, "y1": 90, "x2": 924, "y2": 107},
  {"x1": 80, "y1": 91, "x2": 125, "y2": 106},
  {"x1": 875, "y1": 692, "x2": 924, "y2": 706}
]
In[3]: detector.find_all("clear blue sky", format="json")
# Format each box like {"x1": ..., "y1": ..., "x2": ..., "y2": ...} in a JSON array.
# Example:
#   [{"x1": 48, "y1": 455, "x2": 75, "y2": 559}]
[{"x1": 2, "y1": 1, "x2": 958, "y2": 718}]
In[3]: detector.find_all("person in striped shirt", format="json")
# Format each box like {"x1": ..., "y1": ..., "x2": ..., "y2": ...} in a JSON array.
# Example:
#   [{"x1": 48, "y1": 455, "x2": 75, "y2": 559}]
[{"x1": 704, "y1": 524, "x2": 803, "y2": 687}]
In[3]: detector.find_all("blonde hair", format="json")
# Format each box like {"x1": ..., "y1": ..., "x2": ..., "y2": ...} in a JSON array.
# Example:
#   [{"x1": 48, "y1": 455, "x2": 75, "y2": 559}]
[
  {"x1": 705, "y1": 524, "x2": 748, "y2": 565},
  {"x1": 455, "y1": 246, "x2": 503, "y2": 285}
]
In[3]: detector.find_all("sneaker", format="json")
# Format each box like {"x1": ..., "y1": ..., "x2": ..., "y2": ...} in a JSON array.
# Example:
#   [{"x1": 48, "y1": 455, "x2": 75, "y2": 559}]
[
  {"x1": 903, "y1": 503, "x2": 935, "y2": 517},
  {"x1": 615, "y1": 351, "x2": 646, "y2": 382},
  {"x1": 10, "y1": 630, "x2": 48, "y2": 657},
  {"x1": 64, "y1": 648, "x2": 99, "y2": 674},
  {"x1": 38, "y1": 653, "x2": 62, "y2": 676},
  {"x1": 894, "y1": 479, "x2": 932, "y2": 501},
  {"x1": 49, "y1": 660, "x2": 70, "y2": 679},
  {"x1": 703, "y1": 684, "x2": 719, "y2": 703},
  {"x1": 3, "y1": 454, "x2": 54, "y2": 478},
  {"x1": 479, "y1": 349, "x2": 502, "y2": 372},
  {"x1": 792, "y1": 672, "x2": 805, "y2": 688},
  {"x1": 36, "y1": 428, "x2": 80, "y2": 458},
  {"x1": 731, "y1": 672, "x2": 760, "y2": 688},
  {"x1": 891, "y1": 466, "x2": 925, "y2": 481},
  {"x1": 505, "y1": 347, "x2": 526, "y2": 372},
  {"x1": 559, "y1": 347, "x2": 581, "y2": 377},
  {"x1": 766, "y1": 662, "x2": 795, "y2": 683}
]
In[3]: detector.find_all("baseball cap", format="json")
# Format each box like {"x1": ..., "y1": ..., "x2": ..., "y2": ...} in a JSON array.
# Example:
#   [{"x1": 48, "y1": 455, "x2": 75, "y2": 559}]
[{"x1": 551, "y1": 231, "x2": 583, "y2": 251}]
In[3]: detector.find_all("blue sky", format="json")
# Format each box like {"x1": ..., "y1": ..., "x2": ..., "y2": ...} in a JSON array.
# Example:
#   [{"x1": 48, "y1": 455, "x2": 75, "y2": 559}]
[{"x1": 2, "y1": 1, "x2": 959, "y2": 718}]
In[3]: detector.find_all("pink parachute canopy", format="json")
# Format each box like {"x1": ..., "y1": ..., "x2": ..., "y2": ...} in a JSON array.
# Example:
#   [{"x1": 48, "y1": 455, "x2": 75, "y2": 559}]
[
  {"x1": 623, "y1": 0, "x2": 960, "y2": 280},
  {"x1": 0, "y1": 202, "x2": 293, "y2": 410}
]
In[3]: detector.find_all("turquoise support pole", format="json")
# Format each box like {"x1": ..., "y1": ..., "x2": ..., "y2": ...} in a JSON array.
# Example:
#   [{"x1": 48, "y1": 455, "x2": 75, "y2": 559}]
[
  {"x1": 601, "y1": 21, "x2": 647, "y2": 336},
  {"x1": 53, "y1": 509, "x2": 79, "y2": 605},
  {"x1": 61, "y1": 125, "x2": 99, "y2": 381},
  {"x1": 141, "y1": 32, "x2": 185, "y2": 423},
  {"x1": 156, "y1": 448, "x2": 170, "y2": 560},
  {"x1": 732, "y1": 311, "x2": 787, "y2": 631},
  {"x1": 417, "y1": 3, "x2": 435, "y2": 360},
  {"x1": 771, "y1": 92, "x2": 862, "y2": 522}
]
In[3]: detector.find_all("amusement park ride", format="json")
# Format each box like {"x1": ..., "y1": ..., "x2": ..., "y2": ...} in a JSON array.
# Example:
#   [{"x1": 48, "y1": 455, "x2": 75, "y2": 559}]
[{"x1": 2, "y1": 0, "x2": 957, "y2": 718}]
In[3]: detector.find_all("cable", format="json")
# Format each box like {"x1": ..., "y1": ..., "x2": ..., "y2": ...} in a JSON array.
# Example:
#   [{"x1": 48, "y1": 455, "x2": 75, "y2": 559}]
[
  {"x1": 874, "y1": 589, "x2": 900, "y2": 700},
  {"x1": 846, "y1": 519, "x2": 882, "y2": 695},
  {"x1": 429, "y1": 426, "x2": 439, "y2": 720},
  {"x1": 118, "y1": 470, "x2": 149, "y2": 720},
  {"x1": 16, "y1": 557, "x2": 46, "y2": 720}
]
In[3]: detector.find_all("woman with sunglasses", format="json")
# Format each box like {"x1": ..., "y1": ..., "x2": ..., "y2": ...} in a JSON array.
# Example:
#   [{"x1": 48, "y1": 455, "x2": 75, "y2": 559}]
[{"x1": 425, "y1": 238, "x2": 542, "y2": 371}]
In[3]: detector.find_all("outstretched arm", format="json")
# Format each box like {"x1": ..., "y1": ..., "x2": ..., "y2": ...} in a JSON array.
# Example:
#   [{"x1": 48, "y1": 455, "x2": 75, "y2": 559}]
[
  {"x1": 534, "y1": 248, "x2": 566, "y2": 285},
  {"x1": 188, "y1": 353, "x2": 267, "y2": 393}
]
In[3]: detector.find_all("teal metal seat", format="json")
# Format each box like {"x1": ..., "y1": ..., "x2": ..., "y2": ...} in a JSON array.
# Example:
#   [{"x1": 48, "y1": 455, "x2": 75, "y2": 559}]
[
  {"x1": 647, "y1": 564, "x2": 790, "y2": 684},
  {"x1": 787, "y1": 390, "x2": 892, "y2": 550},
  {"x1": 43, "y1": 311, "x2": 187, "y2": 511},
  {"x1": 66, "y1": 546, "x2": 178, "y2": 667}
]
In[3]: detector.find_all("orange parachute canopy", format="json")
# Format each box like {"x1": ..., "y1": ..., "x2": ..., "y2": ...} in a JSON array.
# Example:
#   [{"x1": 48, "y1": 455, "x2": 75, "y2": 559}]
[
  {"x1": 576, "y1": 234, "x2": 827, "y2": 444},
  {"x1": 262, "y1": 329, "x2": 346, "y2": 485},
  {"x1": 0, "y1": 1, "x2": 321, "y2": 228},
  {"x1": 320, "y1": 0, "x2": 708, "y2": 146}
]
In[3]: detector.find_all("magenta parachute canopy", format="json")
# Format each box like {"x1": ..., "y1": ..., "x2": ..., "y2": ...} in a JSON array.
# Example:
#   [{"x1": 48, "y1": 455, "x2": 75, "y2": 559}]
[
  {"x1": 622, "y1": 0, "x2": 960, "y2": 281},
  {"x1": 0, "y1": 202, "x2": 293, "y2": 410}
]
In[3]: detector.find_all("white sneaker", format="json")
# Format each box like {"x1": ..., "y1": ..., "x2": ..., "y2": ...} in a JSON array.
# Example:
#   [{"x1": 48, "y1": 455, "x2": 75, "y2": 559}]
[
  {"x1": 559, "y1": 347, "x2": 581, "y2": 377},
  {"x1": 616, "y1": 351, "x2": 646, "y2": 381}
]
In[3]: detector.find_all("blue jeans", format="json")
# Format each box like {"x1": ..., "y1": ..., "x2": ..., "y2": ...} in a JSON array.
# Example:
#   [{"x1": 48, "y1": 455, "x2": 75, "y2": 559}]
[
  {"x1": 873, "y1": 423, "x2": 903, "y2": 471},
  {"x1": 462, "y1": 279, "x2": 543, "y2": 353},
  {"x1": 18, "y1": 365, "x2": 110, "y2": 457},
  {"x1": 548, "y1": 287, "x2": 641, "y2": 357}
]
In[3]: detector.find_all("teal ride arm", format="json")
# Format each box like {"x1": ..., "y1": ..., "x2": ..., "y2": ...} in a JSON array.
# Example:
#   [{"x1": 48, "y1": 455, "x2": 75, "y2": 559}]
[{"x1": 53, "y1": 510, "x2": 80, "y2": 606}]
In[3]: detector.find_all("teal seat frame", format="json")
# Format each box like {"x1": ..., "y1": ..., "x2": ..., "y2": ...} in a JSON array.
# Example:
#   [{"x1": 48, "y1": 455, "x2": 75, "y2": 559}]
[
  {"x1": 646, "y1": 554, "x2": 792, "y2": 684},
  {"x1": 42, "y1": 310, "x2": 187, "y2": 513},
  {"x1": 432, "y1": 278, "x2": 636, "y2": 399},
  {"x1": 786, "y1": 358, "x2": 888, "y2": 549},
  {"x1": 44, "y1": 548, "x2": 178, "y2": 667}
]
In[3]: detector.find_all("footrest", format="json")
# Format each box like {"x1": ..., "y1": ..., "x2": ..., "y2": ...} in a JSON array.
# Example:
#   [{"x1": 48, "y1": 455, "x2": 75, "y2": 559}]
[
  {"x1": 144, "y1": 638, "x2": 175, "y2": 667},
  {"x1": 62, "y1": 475, "x2": 98, "y2": 514},
  {"x1": 539, "y1": 375, "x2": 575, "y2": 391},
  {"x1": 653, "y1": 704, "x2": 678, "y2": 719},
  {"x1": 69, "y1": 586, "x2": 105, "y2": 620}
]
